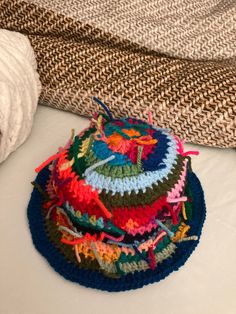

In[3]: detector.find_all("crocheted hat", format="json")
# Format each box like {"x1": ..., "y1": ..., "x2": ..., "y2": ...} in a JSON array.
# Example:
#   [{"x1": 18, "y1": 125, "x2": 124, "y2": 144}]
[{"x1": 27, "y1": 98, "x2": 206, "y2": 292}]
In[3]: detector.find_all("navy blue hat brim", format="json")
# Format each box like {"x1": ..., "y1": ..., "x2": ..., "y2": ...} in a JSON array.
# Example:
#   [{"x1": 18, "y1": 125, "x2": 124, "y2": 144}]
[{"x1": 27, "y1": 167, "x2": 206, "y2": 292}]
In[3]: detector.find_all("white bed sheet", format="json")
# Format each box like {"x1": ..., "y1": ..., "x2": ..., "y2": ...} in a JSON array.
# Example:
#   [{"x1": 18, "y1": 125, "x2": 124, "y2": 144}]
[{"x1": 0, "y1": 106, "x2": 236, "y2": 314}]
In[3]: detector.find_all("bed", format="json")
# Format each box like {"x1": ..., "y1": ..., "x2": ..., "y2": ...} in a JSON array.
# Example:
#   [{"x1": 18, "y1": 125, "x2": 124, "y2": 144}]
[{"x1": 0, "y1": 105, "x2": 235, "y2": 314}]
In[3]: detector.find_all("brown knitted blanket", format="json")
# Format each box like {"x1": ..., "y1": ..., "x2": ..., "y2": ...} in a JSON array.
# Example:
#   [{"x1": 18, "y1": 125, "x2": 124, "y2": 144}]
[{"x1": 1, "y1": 0, "x2": 235, "y2": 147}]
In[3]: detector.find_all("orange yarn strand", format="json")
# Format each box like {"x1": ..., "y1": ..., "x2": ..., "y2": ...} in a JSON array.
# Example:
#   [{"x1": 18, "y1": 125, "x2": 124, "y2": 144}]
[
  {"x1": 35, "y1": 151, "x2": 63, "y2": 173},
  {"x1": 94, "y1": 197, "x2": 112, "y2": 219}
]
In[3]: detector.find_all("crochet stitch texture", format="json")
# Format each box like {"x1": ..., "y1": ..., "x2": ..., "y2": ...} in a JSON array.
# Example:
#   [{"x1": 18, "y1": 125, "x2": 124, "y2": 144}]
[{"x1": 28, "y1": 100, "x2": 206, "y2": 291}]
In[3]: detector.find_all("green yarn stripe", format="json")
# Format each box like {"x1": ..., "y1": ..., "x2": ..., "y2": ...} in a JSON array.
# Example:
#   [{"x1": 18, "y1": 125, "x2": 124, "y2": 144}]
[
  {"x1": 68, "y1": 127, "x2": 96, "y2": 176},
  {"x1": 117, "y1": 222, "x2": 180, "y2": 265},
  {"x1": 100, "y1": 155, "x2": 186, "y2": 208},
  {"x1": 85, "y1": 149, "x2": 143, "y2": 178}
]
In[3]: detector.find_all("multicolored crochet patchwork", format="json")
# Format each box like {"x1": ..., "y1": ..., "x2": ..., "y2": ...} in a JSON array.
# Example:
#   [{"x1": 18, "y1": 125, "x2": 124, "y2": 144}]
[{"x1": 28, "y1": 98, "x2": 206, "y2": 291}]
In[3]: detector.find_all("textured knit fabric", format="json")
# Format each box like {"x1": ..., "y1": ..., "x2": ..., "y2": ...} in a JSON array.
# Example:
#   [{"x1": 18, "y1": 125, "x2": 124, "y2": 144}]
[
  {"x1": 12, "y1": 0, "x2": 236, "y2": 60},
  {"x1": 0, "y1": 29, "x2": 41, "y2": 163},
  {"x1": 28, "y1": 103, "x2": 206, "y2": 291},
  {"x1": 1, "y1": 0, "x2": 235, "y2": 148}
]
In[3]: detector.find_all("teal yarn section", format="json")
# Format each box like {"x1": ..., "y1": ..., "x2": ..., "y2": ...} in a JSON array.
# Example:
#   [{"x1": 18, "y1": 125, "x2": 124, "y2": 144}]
[{"x1": 92, "y1": 140, "x2": 132, "y2": 166}]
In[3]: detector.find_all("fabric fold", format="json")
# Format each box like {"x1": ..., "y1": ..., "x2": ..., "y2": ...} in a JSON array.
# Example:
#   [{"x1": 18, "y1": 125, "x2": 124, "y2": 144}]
[{"x1": 0, "y1": 0, "x2": 235, "y2": 148}]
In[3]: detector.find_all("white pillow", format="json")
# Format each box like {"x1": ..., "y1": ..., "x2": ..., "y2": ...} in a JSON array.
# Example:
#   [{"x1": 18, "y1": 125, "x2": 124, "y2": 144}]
[{"x1": 0, "y1": 29, "x2": 41, "y2": 163}]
